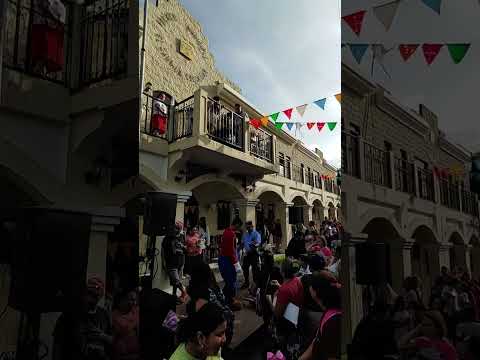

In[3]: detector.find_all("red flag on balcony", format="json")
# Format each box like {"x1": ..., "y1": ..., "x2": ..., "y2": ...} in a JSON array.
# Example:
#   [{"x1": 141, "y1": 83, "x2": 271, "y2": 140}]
[
  {"x1": 249, "y1": 119, "x2": 261, "y2": 129},
  {"x1": 283, "y1": 108, "x2": 294, "y2": 119},
  {"x1": 342, "y1": 10, "x2": 367, "y2": 36}
]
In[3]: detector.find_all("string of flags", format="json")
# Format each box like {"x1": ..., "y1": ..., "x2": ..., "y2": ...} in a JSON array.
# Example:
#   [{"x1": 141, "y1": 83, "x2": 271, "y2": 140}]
[
  {"x1": 343, "y1": 43, "x2": 470, "y2": 65},
  {"x1": 247, "y1": 93, "x2": 341, "y2": 133},
  {"x1": 433, "y1": 165, "x2": 465, "y2": 178},
  {"x1": 342, "y1": 0, "x2": 465, "y2": 35}
]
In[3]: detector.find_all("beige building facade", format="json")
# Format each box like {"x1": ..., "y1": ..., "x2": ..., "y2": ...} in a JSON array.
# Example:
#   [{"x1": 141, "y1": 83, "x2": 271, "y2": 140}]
[
  {"x1": 139, "y1": 0, "x2": 340, "y2": 290},
  {"x1": 341, "y1": 64, "x2": 480, "y2": 345},
  {"x1": 1, "y1": 0, "x2": 141, "y2": 356}
]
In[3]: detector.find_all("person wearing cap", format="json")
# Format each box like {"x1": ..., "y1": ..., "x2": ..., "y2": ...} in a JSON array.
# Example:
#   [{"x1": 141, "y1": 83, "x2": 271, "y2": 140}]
[
  {"x1": 240, "y1": 221, "x2": 261, "y2": 290},
  {"x1": 53, "y1": 276, "x2": 113, "y2": 360}
]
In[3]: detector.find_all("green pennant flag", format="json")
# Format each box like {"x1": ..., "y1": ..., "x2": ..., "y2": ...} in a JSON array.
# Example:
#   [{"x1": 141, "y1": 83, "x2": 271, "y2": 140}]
[
  {"x1": 447, "y1": 44, "x2": 470, "y2": 64},
  {"x1": 327, "y1": 122, "x2": 337, "y2": 131},
  {"x1": 270, "y1": 113, "x2": 280, "y2": 122},
  {"x1": 275, "y1": 122, "x2": 284, "y2": 129}
]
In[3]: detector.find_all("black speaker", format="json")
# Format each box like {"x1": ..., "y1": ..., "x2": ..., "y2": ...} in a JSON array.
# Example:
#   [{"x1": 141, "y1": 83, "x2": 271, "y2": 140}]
[
  {"x1": 9, "y1": 208, "x2": 91, "y2": 313},
  {"x1": 355, "y1": 242, "x2": 389, "y2": 285},
  {"x1": 143, "y1": 192, "x2": 177, "y2": 236}
]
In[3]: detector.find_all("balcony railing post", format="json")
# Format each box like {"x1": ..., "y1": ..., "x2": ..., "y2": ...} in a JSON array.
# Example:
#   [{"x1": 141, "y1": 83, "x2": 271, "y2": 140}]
[
  {"x1": 388, "y1": 151, "x2": 395, "y2": 190},
  {"x1": 458, "y1": 183, "x2": 463, "y2": 213},
  {"x1": 359, "y1": 138, "x2": 366, "y2": 180},
  {"x1": 413, "y1": 164, "x2": 420, "y2": 198},
  {"x1": 271, "y1": 134, "x2": 277, "y2": 165},
  {"x1": 194, "y1": 89, "x2": 207, "y2": 137}
]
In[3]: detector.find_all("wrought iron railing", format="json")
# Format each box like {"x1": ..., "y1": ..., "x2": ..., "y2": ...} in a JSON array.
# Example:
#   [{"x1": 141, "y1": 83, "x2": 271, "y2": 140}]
[
  {"x1": 140, "y1": 91, "x2": 168, "y2": 140},
  {"x1": 171, "y1": 95, "x2": 194, "y2": 141},
  {"x1": 439, "y1": 179, "x2": 461, "y2": 210},
  {"x1": 364, "y1": 141, "x2": 391, "y2": 187},
  {"x1": 341, "y1": 130, "x2": 361, "y2": 178},
  {"x1": 417, "y1": 168, "x2": 435, "y2": 202},
  {"x1": 462, "y1": 190, "x2": 479, "y2": 217},
  {"x1": 79, "y1": 0, "x2": 128, "y2": 86},
  {"x1": 250, "y1": 127, "x2": 273, "y2": 163},
  {"x1": 206, "y1": 97, "x2": 244, "y2": 151},
  {"x1": 3, "y1": 0, "x2": 72, "y2": 84},
  {"x1": 394, "y1": 157, "x2": 415, "y2": 195}
]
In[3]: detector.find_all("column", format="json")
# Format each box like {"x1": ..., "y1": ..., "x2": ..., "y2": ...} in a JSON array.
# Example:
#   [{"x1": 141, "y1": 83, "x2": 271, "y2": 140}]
[
  {"x1": 175, "y1": 194, "x2": 190, "y2": 223},
  {"x1": 341, "y1": 233, "x2": 368, "y2": 350},
  {"x1": 390, "y1": 239, "x2": 414, "y2": 293},
  {"x1": 465, "y1": 245, "x2": 472, "y2": 275},
  {"x1": 303, "y1": 204, "x2": 313, "y2": 225},
  {"x1": 278, "y1": 202, "x2": 293, "y2": 250},
  {"x1": 438, "y1": 243, "x2": 451, "y2": 272},
  {"x1": 236, "y1": 199, "x2": 259, "y2": 225},
  {"x1": 193, "y1": 89, "x2": 208, "y2": 137}
]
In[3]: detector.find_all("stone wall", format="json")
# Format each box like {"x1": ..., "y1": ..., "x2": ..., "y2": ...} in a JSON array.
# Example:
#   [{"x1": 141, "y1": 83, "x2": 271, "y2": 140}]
[{"x1": 141, "y1": 0, "x2": 240, "y2": 102}]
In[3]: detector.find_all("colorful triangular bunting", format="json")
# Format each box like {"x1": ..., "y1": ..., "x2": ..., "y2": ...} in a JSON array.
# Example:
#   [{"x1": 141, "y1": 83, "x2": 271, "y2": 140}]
[
  {"x1": 373, "y1": 0, "x2": 400, "y2": 31},
  {"x1": 421, "y1": 0, "x2": 442, "y2": 14},
  {"x1": 307, "y1": 123, "x2": 315, "y2": 130},
  {"x1": 296, "y1": 104, "x2": 308, "y2": 117},
  {"x1": 249, "y1": 119, "x2": 261, "y2": 129},
  {"x1": 270, "y1": 113, "x2": 279, "y2": 122},
  {"x1": 398, "y1": 44, "x2": 419, "y2": 62},
  {"x1": 447, "y1": 44, "x2": 470, "y2": 64},
  {"x1": 286, "y1": 123, "x2": 294, "y2": 131},
  {"x1": 283, "y1": 108, "x2": 293, "y2": 120},
  {"x1": 260, "y1": 117, "x2": 269, "y2": 126},
  {"x1": 275, "y1": 122, "x2": 284, "y2": 129},
  {"x1": 422, "y1": 43, "x2": 443, "y2": 65},
  {"x1": 335, "y1": 94, "x2": 341, "y2": 103},
  {"x1": 314, "y1": 98, "x2": 326, "y2": 110},
  {"x1": 349, "y1": 44, "x2": 369, "y2": 64},
  {"x1": 342, "y1": 10, "x2": 367, "y2": 36},
  {"x1": 317, "y1": 122, "x2": 325, "y2": 132},
  {"x1": 327, "y1": 122, "x2": 337, "y2": 131},
  {"x1": 295, "y1": 123, "x2": 304, "y2": 131}
]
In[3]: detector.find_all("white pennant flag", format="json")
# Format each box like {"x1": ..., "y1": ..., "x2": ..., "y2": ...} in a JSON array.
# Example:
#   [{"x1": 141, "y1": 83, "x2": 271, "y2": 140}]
[
  {"x1": 371, "y1": 44, "x2": 393, "y2": 78},
  {"x1": 373, "y1": 0, "x2": 401, "y2": 31}
]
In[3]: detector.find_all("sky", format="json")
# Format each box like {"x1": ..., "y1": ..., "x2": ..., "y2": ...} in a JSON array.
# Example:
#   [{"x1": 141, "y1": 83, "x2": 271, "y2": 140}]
[
  {"x1": 179, "y1": 0, "x2": 342, "y2": 168},
  {"x1": 342, "y1": 0, "x2": 480, "y2": 154}
]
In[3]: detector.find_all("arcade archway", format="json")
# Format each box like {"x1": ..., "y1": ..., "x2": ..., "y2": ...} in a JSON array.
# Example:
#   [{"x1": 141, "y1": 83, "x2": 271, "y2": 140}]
[
  {"x1": 411, "y1": 225, "x2": 440, "y2": 303},
  {"x1": 312, "y1": 200, "x2": 323, "y2": 228},
  {"x1": 327, "y1": 202, "x2": 336, "y2": 220}
]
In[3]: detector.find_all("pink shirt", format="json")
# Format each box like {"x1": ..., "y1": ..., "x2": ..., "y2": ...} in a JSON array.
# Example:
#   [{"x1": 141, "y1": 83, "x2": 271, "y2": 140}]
[{"x1": 186, "y1": 233, "x2": 202, "y2": 256}]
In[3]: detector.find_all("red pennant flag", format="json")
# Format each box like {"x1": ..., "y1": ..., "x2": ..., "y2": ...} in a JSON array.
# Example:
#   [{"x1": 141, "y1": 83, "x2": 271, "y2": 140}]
[
  {"x1": 342, "y1": 10, "x2": 367, "y2": 36},
  {"x1": 399, "y1": 44, "x2": 419, "y2": 62},
  {"x1": 283, "y1": 108, "x2": 293, "y2": 119},
  {"x1": 307, "y1": 123, "x2": 315, "y2": 130},
  {"x1": 422, "y1": 44, "x2": 443, "y2": 65},
  {"x1": 317, "y1": 122, "x2": 325, "y2": 132}
]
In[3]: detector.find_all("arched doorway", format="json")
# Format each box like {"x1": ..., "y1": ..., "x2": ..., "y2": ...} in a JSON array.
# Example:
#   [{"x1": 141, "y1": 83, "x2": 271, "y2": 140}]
[
  {"x1": 257, "y1": 190, "x2": 285, "y2": 245},
  {"x1": 291, "y1": 195, "x2": 308, "y2": 226},
  {"x1": 312, "y1": 200, "x2": 323, "y2": 229},
  {"x1": 470, "y1": 236, "x2": 480, "y2": 280},
  {"x1": 449, "y1": 232, "x2": 466, "y2": 273},
  {"x1": 361, "y1": 217, "x2": 400, "y2": 289},
  {"x1": 411, "y1": 225, "x2": 439, "y2": 304}
]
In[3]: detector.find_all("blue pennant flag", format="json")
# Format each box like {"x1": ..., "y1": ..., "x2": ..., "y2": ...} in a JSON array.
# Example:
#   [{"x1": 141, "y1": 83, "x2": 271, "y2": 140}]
[
  {"x1": 421, "y1": 0, "x2": 441, "y2": 14},
  {"x1": 286, "y1": 123, "x2": 294, "y2": 131},
  {"x1": 314, "y1": 98, "x2": 326, "y2": 110},
  {"x1": 349, "y1": 44, "x2": 369, "y2": 64}
]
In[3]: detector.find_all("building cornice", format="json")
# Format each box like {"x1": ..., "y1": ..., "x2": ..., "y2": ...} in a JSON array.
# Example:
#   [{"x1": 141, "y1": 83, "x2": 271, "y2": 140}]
[{"x1": 438, "y1": 137, "x2": 471, "y2": 163}]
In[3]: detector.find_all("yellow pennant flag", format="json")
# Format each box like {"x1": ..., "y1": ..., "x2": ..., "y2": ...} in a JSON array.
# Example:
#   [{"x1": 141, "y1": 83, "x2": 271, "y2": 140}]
[
  {"x1": 335, "y1": 93, "x2": 341, "y2": 103},
  {"x1": 261, "y1": 117, "x2": 269, "y2": 126}
]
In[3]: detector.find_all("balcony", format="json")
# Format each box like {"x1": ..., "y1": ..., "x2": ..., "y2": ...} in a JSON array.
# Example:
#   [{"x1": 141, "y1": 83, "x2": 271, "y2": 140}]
[
  {"x1": 3, "y1": 0, "x2": 72, "y2": 85},
  {"x1": 140, "y1": 88, "x2": 277, "y2": 177},
  {"x1": 342, "y1": 130, "x2": 480, "y2": 217}
]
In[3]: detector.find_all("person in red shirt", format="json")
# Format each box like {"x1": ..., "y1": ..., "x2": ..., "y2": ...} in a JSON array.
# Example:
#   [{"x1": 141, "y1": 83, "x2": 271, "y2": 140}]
[
  {"x1": 218, "y1": 222, "x2": 241, "y2": 309},
  {"x1": 273, "y1": 258, "x2": 304, "y2": 319}
]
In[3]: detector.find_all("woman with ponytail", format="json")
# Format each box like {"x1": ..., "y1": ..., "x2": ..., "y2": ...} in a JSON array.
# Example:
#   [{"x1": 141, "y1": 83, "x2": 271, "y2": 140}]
[
  {"x1": 299, "y1": 271, "x2": 342, "y2": 360},
  {"x1": 170, "y1": 303, "x2": 227, "y2": 360}
]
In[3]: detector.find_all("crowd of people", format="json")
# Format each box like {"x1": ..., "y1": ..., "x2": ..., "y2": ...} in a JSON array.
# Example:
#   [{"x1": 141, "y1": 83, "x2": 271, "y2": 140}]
[
  {"x1": 51, "y1": 216, "x2": 343, "y2": 360},
  {"x1": 349, "y1": 267, "x2": 480, "y2": 360}
]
